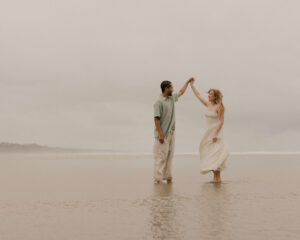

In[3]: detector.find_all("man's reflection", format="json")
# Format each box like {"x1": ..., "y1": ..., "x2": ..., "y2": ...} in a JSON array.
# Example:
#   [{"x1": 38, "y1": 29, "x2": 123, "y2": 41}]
[{"x1": 150, "y1": 184, "x2": 181, "y2": 240}]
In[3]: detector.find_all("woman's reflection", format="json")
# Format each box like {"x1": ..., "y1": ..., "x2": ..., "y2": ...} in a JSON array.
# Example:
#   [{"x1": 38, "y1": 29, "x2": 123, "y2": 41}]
[{"x1": 197, "y1": 182, "x2": 231, "y2": 239}]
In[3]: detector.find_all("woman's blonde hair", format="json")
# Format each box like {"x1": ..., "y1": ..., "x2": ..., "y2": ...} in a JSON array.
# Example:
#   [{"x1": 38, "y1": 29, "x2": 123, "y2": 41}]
[{"x1": 208, "y1": 89, "x2": 225, "y2": 115}]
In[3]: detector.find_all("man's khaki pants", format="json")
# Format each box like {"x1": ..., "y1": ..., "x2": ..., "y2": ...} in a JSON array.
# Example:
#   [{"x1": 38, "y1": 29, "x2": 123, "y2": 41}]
[{"x1": 153, "y1": 130, "x2": 175, "y2": 181}]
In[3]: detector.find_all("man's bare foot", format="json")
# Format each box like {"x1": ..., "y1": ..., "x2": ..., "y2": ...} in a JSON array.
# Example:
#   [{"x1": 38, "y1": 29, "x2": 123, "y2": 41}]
[
  {"x1": 154, "y1": 180, "x2": 162, "y2": 184},
  {"x1": 166, "y1": 179, "x2": 173, "y2": 184}
]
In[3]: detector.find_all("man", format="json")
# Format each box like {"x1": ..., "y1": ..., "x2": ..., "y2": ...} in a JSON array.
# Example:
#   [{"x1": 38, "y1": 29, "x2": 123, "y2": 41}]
[{"x1": 153, "y1": 78, "x2": 192, "y2": 184}]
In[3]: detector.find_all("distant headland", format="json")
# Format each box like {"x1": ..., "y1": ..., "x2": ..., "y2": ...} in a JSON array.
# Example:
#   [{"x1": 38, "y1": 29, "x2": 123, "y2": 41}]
[{"x1": 0, "y1": 142, "x2": 100, "y2": 153}]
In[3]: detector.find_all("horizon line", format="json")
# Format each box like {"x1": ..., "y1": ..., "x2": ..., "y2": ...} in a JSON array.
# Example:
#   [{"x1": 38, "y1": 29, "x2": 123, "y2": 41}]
[
  {"x1": 89, "y1": 151, "x2": 300, "y2": 156},
  {"x1": 24, "y1": 151, "x2": 299, "y2": 156}
]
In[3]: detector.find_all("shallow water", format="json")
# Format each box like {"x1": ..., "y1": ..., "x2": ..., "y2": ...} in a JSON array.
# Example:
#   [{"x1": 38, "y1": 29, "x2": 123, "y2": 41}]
[{"x1": 0, "y1": 153, "x2": 300, "y2": 239}]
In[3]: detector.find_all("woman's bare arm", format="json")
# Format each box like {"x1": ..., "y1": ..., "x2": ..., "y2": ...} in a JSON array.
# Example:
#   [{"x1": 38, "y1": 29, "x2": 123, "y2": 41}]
[{"x1": 190, "y1": 79, "x2": 208, "y2": 106}]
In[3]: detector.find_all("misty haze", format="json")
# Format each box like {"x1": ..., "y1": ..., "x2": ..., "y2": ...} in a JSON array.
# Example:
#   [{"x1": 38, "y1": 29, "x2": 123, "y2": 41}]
[
  {"x1": 1, "y1": 1, "x2": 300, "y2": 240},
  {"x1": 1, "y1": 0, "x2": 300, "y2": 153}
]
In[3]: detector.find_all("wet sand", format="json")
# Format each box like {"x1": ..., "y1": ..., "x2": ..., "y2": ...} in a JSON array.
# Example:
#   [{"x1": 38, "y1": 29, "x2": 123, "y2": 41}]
[{"x1": 0, "y1": 153, "x2": 300, "y2": 240}]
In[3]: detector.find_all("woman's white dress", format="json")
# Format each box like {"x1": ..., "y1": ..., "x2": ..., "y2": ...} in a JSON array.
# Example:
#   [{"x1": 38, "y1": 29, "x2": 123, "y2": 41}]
[{"x1": 199, "y1": 109, "x2": 229, "y2": 174}]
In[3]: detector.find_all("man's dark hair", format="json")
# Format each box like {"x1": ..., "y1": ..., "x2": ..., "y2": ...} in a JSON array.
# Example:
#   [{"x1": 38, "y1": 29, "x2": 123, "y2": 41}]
[{"x1": 161, "y1": 81, "x2": 172, "y2": 93}]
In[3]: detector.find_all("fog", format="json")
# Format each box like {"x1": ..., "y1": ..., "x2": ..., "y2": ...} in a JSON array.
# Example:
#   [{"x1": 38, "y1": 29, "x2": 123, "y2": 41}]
[{"x1": 1, "y1": 0, "x2": 300, "y2": 152}]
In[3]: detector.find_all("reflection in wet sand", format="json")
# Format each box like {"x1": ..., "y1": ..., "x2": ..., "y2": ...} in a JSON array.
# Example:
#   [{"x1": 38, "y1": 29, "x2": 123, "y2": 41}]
[
  {"x1": 147, "y1": 182, "x2": 232, "y2": 240},
  {"x1": 1, "y1": 154, "x2": 300, "y2": 240},
  {"x1": 149, "y1": 184, "x2": 181, "y2": 240},
  {"x1": 198, "y1": 182, "x2": 231, "y2": 239}
]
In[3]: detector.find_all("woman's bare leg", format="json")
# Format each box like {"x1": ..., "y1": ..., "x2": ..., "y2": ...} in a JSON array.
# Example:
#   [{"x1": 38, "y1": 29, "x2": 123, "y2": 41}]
[
  {"x1": 213, "y1": 171, "x2": 218, "y2": 182},
  {"x1": 216, "y1": 170, "x2": 221, "y2": 183}
]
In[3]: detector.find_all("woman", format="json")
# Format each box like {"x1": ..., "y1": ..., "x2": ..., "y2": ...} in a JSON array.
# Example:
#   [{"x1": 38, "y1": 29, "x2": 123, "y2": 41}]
[{"x1": 190, "y1": 78, "x2": 229, "y2": 183}]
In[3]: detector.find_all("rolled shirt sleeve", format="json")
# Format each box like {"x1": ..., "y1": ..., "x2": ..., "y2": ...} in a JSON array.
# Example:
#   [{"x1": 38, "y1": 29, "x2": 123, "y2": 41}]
[
  {"x1": 154, "y1": 101, "x2": 161, "y2": 118},
  {"x1": 172, "y1": 92, "x2": 179, "y2": 102}
]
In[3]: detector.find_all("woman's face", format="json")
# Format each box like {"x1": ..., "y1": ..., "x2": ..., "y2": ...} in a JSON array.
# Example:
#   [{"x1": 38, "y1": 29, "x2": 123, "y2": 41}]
[{"x1": 208, "y1": 90, "x2": 215, "y2": 102}]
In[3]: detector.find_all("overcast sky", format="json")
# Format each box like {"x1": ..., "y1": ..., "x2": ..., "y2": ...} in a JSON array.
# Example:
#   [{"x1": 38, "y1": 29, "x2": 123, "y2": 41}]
[{"x1": 1, "y1": 0, "x2": 300, "y2": 153}]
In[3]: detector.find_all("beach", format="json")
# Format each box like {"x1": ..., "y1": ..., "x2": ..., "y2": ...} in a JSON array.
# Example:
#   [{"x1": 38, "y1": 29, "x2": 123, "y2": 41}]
[{"x1": 0, "y1": 153, "x2": 300, "y2": 240}]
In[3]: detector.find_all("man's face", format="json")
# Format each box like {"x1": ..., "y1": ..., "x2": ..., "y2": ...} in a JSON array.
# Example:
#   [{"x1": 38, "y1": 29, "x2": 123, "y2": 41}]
[{"x1": 166, "y1": 84, "x2": 173, "y2": 96}]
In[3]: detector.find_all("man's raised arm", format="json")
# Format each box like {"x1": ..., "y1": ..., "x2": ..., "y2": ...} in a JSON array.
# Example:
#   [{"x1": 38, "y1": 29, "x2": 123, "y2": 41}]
[{"x1": 178, "y1": 78, "x2": 193, "y2": 97}]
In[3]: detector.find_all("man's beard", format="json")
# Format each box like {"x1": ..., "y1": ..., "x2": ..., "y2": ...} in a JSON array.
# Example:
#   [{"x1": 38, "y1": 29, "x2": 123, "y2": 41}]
[{"x1": 168, "y1": 92, "x2": 173, "y2": 96}]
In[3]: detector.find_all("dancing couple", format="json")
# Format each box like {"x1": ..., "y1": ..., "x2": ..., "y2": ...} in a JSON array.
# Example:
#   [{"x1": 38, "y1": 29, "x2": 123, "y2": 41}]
[{"x1": 153, "y1": 78, "x2": 229, "y2": 184}]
